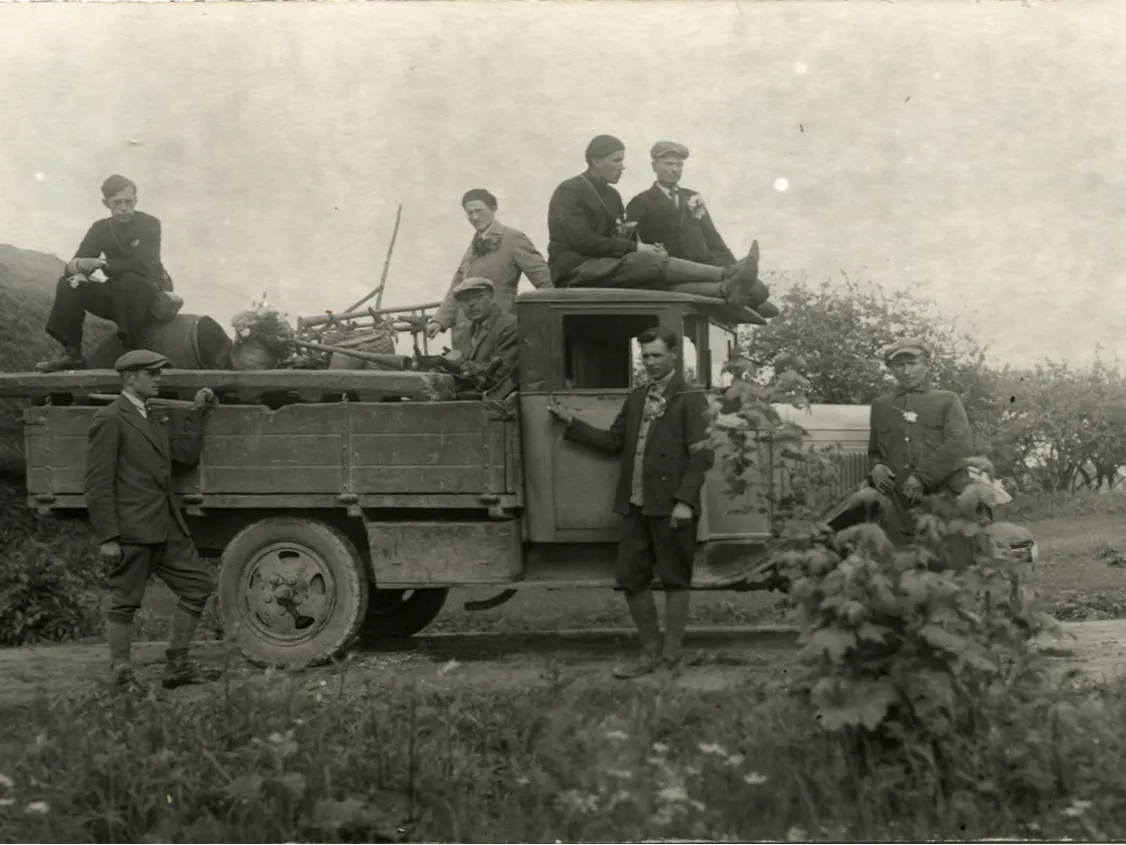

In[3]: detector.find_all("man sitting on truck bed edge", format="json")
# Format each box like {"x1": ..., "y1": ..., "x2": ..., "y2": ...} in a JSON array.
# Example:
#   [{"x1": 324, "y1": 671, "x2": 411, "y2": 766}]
[
  {"x1": 548, "y1": 326, "x2": 714, "y2": 679},
  {"x1": 36, "y1": 175, "x2": 185, "y2": 373},
  {"x1": 85, "y1": 349, "x2": 221, "y2": 694},
  {"x1": 426, "y1": 276, "x2": 519, "y2": 400},
  {"x1": 546, "y1": 134, "x2": 767, "y2": 310}
]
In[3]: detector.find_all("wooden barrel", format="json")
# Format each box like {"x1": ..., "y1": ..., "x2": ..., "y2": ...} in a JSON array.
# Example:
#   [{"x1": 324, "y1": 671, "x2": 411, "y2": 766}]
[
  {"x1": 325, "y1": 324, "x2": 399, "y2": 371},
  {"x1": 87, "y1": 314, "x2": 233, "y2": 370}
]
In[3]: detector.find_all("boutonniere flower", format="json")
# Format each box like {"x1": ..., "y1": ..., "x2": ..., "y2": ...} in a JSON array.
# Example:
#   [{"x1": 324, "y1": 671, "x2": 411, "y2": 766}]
[
  {"x1": 156, "y1": 414, "x2": 170, "y2": 425},
  {"x1": 130, "y1": 239, "x2": 141, "y2": 248},
  {"x1": 472, "y1": 232, "x2": 503, "y2": 257},
  {"x1": 686, "y1": 194, "x2": 707, "y2": 220},
  {"x1": 644, "y1": 389, "x2": 668, "y2": 421},
  {"x1": 902, "y1": 411, "x2": 918, "y2": 424}
]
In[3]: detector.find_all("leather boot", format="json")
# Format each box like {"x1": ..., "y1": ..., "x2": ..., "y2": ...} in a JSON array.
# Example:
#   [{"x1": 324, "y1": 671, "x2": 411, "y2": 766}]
[
  {"x1": 613, "y1": 590, "x2": 663, "y2": 680},
  {"x1": 34, "y1": 346, "x2": 86, "y2": 373},
  {"x1": 663, "y1": 591, "x2": 692, "y2": 669},
  {"x1": 726, "y1": 241, "x2": 768, "y2": 310},
  {"x1": 151, "y1": 292, "x2": 184, "y2": 322},
  {"x1": 161, "y1": 607, "x2": 221, "y2": 689},
  {"x1": 107, "y1": 621, "x2": 145, "y2": 695}
]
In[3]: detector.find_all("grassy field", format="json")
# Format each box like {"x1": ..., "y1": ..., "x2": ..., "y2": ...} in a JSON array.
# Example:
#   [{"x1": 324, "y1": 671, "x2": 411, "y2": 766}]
[{"x1": 4, "y1": 482, "x2": 1126, "y2": 840}]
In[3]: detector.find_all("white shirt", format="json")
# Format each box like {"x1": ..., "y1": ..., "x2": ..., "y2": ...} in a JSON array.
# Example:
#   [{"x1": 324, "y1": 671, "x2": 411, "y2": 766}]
[
  {"x1": 123, "y1": 390, "x2": 148, "y2": 419},
  {"x1": 655, "y1": 182, "x2": 680, "y2": 207}
]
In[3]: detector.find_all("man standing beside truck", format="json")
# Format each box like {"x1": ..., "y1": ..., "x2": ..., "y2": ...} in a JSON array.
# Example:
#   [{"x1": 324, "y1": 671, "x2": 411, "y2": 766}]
[
  {"x1": 36, "y1": 175, "x2": 184, "y2": 374},
  {"x1": 546, "y1": 134, "x2": 766, "y2": 310},
  {"x1": 85, "y1": 349, "x2": 220, "y2": 694},
  {"x1": 548, "y1": 326, "x2": 714, "y2": 678},
  {"x1": 868, "y1": 337, "x2": 974, "y2": 546}
]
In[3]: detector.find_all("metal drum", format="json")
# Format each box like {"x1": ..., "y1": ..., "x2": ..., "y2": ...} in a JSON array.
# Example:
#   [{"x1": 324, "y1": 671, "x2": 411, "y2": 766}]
[{"x1": 87, "y1": 314, "x2": 233, "y2": 370}]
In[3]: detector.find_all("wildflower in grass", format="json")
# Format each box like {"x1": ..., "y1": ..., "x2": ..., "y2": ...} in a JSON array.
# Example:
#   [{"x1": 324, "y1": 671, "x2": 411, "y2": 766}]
[
  {"x1": 1063, "y1": 799, "x2": 1093, "y2": 817},
  {"x1": 698, "y1": 741, "x2": 727, "y2": 755},
  {"x1": 606, "y1": 768, "x2": 634, "y2": 780},
  {"x1": 604, "y1": 729, "x2": 628, "y2": 741},
  {"x1": 24, "y1": 800, "x2": 49, "y2": 814},
  {"x1": 0, "y1": 774, "x2": 12, "y2": 790},
  {"x1": 438, "y1": 659, "x2": 461, "y2": 676},
  {"x1": 725, "y1": 753, "x2": 745, "y2": 767},
  {"x1": 658, "y1": 784, "x2": 688, "y2": 803},
  {"x1": 652, "y1": 741, "x2": 669, "y2": 753},
  {"x1": 744, "y1": 772, "x2": 768, "y2": 785}
]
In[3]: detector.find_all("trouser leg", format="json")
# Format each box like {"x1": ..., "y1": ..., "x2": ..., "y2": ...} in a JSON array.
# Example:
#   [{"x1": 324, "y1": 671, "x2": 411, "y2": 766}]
[
  {"x1": 44, "y1": 275, "x2": 96, "y2": 356},
  {"x1": 105, "y1": 542, "x2": 157, "y2": 688},
  {"x1": 108, "y1": 272, "x2": 160, "y2": 349},
  {"x1": 612, "y1": 506, "x2": 663, "y2": 679},
  {"x1": 649, "y1": 514, "x2": 697, "y2": 667},
  {"x1": 156, "y1": 523, "x2": 221, "y2": 688}
]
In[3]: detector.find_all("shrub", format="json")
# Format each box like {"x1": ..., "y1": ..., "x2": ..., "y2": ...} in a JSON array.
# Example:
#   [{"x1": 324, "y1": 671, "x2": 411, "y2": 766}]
[
  {"x1": 708, "y1": 350, "x2": 1063, "y2": 778},
  {"x1": 0, "y1": 534, "x2": 104, "y2": 646}
]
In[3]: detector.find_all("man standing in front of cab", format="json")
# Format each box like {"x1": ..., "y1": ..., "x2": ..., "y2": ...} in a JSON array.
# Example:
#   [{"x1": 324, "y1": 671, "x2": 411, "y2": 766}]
[
  {"x1": 36, "y1": 175, "x2": 183, "y2": 373},
  {"x1": 546, "y1": 135, "x2": 766, "y2": 310},
  {"x1": 548, "y1": 327, "x2": 714, "y2": 678},
  {"x1": 426, "y1": 189, "x2": 552, "y2": 342},
  {"x1": 85, "y1": 349, "x2": 220, "y2": 694},
  {"x1": 868, "y1": 337, "x2": 974, "y2": 546}
]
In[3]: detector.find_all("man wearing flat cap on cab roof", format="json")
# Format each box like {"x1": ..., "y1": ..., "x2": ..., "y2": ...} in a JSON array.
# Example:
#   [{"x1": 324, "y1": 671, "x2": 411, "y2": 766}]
[
  {"x1": 545, "y1": 135, "x2": 766, "y2": 310},
  {"x1": 85, "y1": 348, "x2": 221, "y2": 694},
  {"x1": 867, "y1": 337, "x2": 974, "y2": 546},
  {"x1": 435, "y1": 276, "x2": 519, "y2": 399}
]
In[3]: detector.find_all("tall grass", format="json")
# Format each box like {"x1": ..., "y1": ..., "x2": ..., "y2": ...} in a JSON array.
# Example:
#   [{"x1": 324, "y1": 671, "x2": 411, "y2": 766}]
[{"x1": 0, "y1": 667, "x2": 1123, "y2": 843}]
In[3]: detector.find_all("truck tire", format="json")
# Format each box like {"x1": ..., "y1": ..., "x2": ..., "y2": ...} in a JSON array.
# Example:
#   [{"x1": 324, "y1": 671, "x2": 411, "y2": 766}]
[
  {"x1": 217, "y1": 517, "x2": 370, "y2": 667},
  {"x1": 358, "y1": 588, "x2": 448, "y2": 641}
]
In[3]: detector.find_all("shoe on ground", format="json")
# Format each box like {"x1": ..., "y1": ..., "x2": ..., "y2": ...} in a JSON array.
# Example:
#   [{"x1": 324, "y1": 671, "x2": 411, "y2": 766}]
[
  {"x1": 112, "y1": 666, "x2": 147, "y2": 697},
  {"x1": 612, "y1": 649, "x2": 662, "y2": 680},
  {"x1": 162, "y1": 659, "x2": 222, "y2": 690}
]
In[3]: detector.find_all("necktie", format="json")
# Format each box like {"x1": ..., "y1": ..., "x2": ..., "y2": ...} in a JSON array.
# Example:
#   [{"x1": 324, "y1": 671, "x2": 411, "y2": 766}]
[{"x1": 669, "y1": 187, "x2": 679, "y2": 209}]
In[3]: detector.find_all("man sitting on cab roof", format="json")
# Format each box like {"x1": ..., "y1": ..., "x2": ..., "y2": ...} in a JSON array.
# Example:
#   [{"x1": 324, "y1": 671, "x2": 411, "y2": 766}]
[
  {"x1": 546, "y1": 134, "x2": 764, "y2": 310},
  {"x1": 426, "y1": 277, "x2": 518, "y2": 400}
]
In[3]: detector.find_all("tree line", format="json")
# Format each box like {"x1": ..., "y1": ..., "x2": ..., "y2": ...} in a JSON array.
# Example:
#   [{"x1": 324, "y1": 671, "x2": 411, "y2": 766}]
[{"x1": 745, "y1": 274, "x2": 1125, "y2": 494}]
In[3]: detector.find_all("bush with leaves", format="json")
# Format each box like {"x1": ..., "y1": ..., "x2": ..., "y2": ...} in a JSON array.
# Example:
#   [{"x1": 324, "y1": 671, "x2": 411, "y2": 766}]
[
  {"x1": 708, "y1": 350, "x2": 1061, "y2": 765},
  {"x1": 0, "y1": 533, "x2": 105, "y2": 646}
]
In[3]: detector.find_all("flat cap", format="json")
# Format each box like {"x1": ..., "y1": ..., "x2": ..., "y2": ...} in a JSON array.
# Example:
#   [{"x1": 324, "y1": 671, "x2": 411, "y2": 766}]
[
  {"x1": 452, "y1": 276, "x2": 495, "y2": 298},
  {"x1": 651, "y1": 140, "x2": 689, "y2": 160},
  {"x1": 882, "y1": 336, "x2": 933, "y2": 363},
  {"x1": 114, "y1": 349, "x2": 171, "y2": 373}
]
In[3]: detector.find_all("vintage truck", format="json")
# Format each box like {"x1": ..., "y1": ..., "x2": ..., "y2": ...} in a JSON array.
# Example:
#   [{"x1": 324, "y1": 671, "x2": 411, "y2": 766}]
[{"x1": 0, "y1": 288, "x2": 1028, "y2": 667}]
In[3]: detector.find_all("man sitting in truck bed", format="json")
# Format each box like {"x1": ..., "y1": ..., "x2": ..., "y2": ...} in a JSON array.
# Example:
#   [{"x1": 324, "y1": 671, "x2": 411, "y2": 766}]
[
  {"x1": 424, "y1": 276, "x2": 518, "y2": 400},
  {"x1": 546, "y1": 134, "x2": 765, "y2": 310},
  {"x1": 35, "y1": 174, "x2": 184, "y2": 373}
]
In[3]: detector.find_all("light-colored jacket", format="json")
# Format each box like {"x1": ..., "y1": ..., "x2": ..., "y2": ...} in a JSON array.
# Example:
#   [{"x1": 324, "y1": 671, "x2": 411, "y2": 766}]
[{"x1": 433, "y1": 221, "x2": 553, "y2": 330}]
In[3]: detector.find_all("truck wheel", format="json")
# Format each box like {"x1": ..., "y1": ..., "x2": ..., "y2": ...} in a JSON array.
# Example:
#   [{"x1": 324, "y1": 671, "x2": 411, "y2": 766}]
[
  {"x1": 217, "y1": 517, "x2": 370, "y2": 667},
  {"x1": 358, "y1": 589, "x2": 448, "y2": 640}
]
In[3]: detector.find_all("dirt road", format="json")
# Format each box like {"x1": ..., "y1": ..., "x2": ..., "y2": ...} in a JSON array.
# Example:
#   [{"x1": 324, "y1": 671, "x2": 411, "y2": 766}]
[{"x1": 1, "y1": 620, "x2": 1121, "y2": 705}]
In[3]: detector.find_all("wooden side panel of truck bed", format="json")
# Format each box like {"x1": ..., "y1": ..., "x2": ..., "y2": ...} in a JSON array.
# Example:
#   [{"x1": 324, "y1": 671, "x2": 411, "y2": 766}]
[{"x1": 23, "y1": 399, "x2": 519, "y2": 506}]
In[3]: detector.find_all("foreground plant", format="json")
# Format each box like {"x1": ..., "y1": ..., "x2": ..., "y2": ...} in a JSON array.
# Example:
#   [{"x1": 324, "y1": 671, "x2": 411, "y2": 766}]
[{"x1": 708, "y1": 352, "x2": 1063, "y2": 761}]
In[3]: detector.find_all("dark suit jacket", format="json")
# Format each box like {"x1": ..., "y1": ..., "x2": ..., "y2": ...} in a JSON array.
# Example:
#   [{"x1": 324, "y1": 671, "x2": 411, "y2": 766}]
[
  {"x1": 565, "y1": 375, "x2": 715, "y2": 517},
  {"x1": 74, "y1": 211, "x2": 173, "y2": 291},
  {"x1": 625, "y1": 184, "x2": 736, "y2": 266},
  {"x1": 84, "y1": 396, "x2": 206, "y2": 544},
  {"x1": 450, "y1": 305, "x2": 520, "y2": 399},
  {"x1": 547, "y1": 173, "x2": 638, "y2": 283},
  {"x1": 868, "y1": 387, "x2": 973, "y2": 493},
  {"x1": 433, "y1": 222, "x2": 552, "y2": 330}
]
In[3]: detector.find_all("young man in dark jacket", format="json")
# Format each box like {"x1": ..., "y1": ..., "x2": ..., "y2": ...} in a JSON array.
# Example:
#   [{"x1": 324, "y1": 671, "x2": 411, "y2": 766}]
[
  {"x1": 546, "y1": 135, "x2": 767, "y2": 311},
  {"x1": 548, "y1": 326, "x2": 714, "y2": 678},
  {"x1": 36, "y1": 175, "x2": 183, "y2": 373}
]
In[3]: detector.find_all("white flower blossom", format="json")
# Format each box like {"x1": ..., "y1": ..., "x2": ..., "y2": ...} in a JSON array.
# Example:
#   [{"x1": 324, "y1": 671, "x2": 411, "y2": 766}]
[
  {"x1": 658, "y1": 784, "x2": 688, "y2": 803},
  {"x1": 697, "y1": 741, "x2": 727, "y2": 756},
  {"x1": 902, "y1": 410, "x2": 918, "y2": 424},
  {"x1": 604, "y1": 730, "x2": 629, "y2": 741},
  {"x1": 24, "y1": 801, "x2": 49, "y2": 815},
  {"x1": 0, "y1": 774, "x2": 13, "y2": 790},
  {"x1": 744, "y1": 772, "x2": 769, "y2": 785}
]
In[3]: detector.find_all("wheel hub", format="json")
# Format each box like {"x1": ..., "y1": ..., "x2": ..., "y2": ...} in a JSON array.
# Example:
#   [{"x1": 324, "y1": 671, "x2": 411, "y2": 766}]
[{"x1": 241, "y1": 543, "x2": 337, "y2": 643}]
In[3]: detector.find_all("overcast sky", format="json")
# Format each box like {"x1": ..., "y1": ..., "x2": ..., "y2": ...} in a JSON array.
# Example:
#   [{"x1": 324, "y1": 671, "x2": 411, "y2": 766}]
[{"x1": 1, "y1": 0, "x2": 1123, "y2": 366}]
